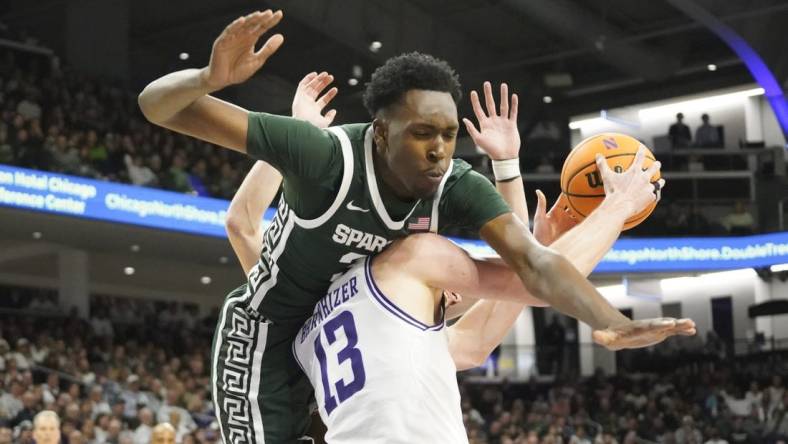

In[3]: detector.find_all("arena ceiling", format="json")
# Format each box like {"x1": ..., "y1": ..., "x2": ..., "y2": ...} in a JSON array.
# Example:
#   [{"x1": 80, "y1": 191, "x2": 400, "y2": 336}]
[{"x1": 4, "y1": 0, "x2": 788, "y2": 128}]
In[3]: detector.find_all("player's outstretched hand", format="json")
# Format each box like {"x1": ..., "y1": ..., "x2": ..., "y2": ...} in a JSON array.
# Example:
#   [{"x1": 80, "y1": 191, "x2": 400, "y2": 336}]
[
  {"x1": 593, "y1": 317, "x2": 696, "y2": 351},
  {"x1": 202, "y1": 10, "x2": 285, "y2": 90},
  {"x1": 291, "y1": 72, "x2": 338, "y2": 129},
  {"x1": 532, "y1": 191, "x2": 578, "y2": 246},
  {"x1": 463, "y1": 82, "x2": 520, "y2": 160},
  {"x1": 596, "y1": 146, "x2": 665, "y2": 218}
]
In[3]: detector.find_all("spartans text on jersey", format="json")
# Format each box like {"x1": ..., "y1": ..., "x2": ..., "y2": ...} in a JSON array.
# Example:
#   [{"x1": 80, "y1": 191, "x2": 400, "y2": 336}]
[{"x1": 331, "y1": 224, "x2": 391, "y2": 252}]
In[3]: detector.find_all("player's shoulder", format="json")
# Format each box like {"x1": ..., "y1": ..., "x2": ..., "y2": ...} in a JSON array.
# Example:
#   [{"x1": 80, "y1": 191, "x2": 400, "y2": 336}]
[
  {"x1": 331, "y1": 122, "x2": 372, "y2": 144},
  {"x1": 443, "y1": 158, "x2": 490, "y2": 193}
]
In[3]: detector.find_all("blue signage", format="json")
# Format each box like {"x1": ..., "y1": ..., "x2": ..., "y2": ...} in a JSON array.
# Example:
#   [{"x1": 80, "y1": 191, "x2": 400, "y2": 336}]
[
  {"x1": 0, "y1": 164, "x2": 275, "y2": 238},
  {"x1": 1, "y1": 165, "x2": 787, "y2": 273}
]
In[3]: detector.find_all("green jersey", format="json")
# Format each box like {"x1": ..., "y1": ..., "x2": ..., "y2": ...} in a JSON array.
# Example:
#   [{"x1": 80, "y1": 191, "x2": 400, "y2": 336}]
[{"x1": 241, "y1": 113, "x2": 510, "y2": 325}]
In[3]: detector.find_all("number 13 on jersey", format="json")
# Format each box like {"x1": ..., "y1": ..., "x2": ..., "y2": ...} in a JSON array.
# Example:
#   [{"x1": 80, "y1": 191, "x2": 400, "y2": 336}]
[{"x1": 314, "y1": 311, "x2": 366, "y2": 415}]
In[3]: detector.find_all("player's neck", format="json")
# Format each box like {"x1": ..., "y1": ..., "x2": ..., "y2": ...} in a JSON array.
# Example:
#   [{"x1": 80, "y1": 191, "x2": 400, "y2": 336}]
[{"x1": 371, "y1": 147, "x2": 417, "y2": 203}]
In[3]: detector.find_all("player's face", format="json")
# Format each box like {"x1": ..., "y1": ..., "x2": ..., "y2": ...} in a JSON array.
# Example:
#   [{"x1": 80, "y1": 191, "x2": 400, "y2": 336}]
[{"x1": 375, "y1": 90, "x2": 458, "y2": 200}]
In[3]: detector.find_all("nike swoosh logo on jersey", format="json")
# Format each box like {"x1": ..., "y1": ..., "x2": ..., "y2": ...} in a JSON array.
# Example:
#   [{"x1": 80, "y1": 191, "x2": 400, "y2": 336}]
[{"x1": 346, "y1": 201, "x2": 370, "y2": 212}]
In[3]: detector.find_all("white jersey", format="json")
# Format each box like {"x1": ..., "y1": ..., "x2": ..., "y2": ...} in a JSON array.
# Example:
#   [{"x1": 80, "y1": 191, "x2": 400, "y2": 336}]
[{"x1": 293, "y1": 257, "x2": 467, "y2": 444}]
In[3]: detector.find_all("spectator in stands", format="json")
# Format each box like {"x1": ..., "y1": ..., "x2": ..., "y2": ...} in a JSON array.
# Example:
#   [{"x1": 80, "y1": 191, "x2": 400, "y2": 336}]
[
  {"x1": 164, "y1": 152, "x2": 193, "y2": 193},
  {"x1": 705, "y1": 427, "x2": 728, "y2": 444},
  {"x1": 675, "y1": 415, "x2": 703, "y2": 444},
  {"x1": 31, "y1": 410, "x2": 60, "y2": 444},
  {"x1": 669, "y1": 113, "x2": 692, "y2": 148},
  {"x1": 15, "y1": 419, "x2": 33, "y2": 444},
  {"x1": 124, "y1": 154, "x2": 158, "y2": 187},
  {"x1": 720, "y1": 201, "x2": 755, "y2": 235},
  {"x1": 0, "y1": 425, "x2": 11, "y2": 444},
  {"x1": 695, "y1": 114, "x2": 721, "y2": 148},
  {"x1": 133, "y1": 407, "x2": 154, "y2": 444},
  {"x1": 151, "y1": 422, "x2": 176, "y2": 444},
  {"x1": 0, "y1": 124, "x2": 12, "y2": 164}
]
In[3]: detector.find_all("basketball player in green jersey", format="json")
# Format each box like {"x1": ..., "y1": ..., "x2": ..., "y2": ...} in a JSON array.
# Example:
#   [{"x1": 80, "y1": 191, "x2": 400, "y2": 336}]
[{"x1": 138, "y1": 10, "x2": 672, "y2": 443}]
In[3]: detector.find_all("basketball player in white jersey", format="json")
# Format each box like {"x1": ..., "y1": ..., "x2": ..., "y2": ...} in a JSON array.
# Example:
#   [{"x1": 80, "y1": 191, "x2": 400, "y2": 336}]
[{"x1": 226, "y1": 73, "x2": 695, "y2": 443}]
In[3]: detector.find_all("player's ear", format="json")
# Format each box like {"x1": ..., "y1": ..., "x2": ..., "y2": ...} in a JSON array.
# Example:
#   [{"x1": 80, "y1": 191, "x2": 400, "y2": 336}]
[{"x1": 372, "y1": 118, "x2": 388, "y2": 152}]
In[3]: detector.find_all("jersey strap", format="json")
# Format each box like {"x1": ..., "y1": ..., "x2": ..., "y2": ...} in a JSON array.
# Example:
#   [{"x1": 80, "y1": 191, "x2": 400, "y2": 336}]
[{"x1": 292, "y1": 126, "x2": 355, "y2": 229}]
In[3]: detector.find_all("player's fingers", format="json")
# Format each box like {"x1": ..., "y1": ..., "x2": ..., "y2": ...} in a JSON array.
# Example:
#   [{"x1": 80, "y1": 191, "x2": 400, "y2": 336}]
[
  {"x1": 312, "y1": 73, "x2": 334, "y2": 97},
  {"x1": 254, "y1": 34, "x2": 284, "y2": 64},
  {"x1": 243, "y1": 10, "x2": 271, "y2": 34},
  {"x1": 298, "y1": 72, "x2": 318, "y2": 88},
  {"x1": 323, "y1": 109, "x2": 337, "y2": 126},
  {"x1": 644, "y1": 160, "x2": 662, "y2": 180},
  {"x1": 510, "y1": 93, "x2": 518, "y2": 122},
  {"x1": 317, "y1": 87, "x2": 339, "y2": 109},
  {"x1": 677, "y1": 328, "x2": 697, "y2": 336},
  {"x1": 462, "y1": 118, "x2": 482, "y2": 141},
  {"x1": 535, "y1": 189, "x2": 547, "y2": 220},
  {"x1": 256, "y1": 10, "x2": 283, "y2": 36},
  {"x1": 630, "y1": 145, "x2": 647, "y2": 172},
  {"x1": 483, "y1": 81, "x2": 497, "y2": 117},
  {"x1": 595, "y1": 154, "x2": 613, "y2": 179},
  {"x1": 306, "y1": 72, "x2": 328, "y2": 93},
  {"x1": 226, "y1": 16, "x2": 246, "y2": 35},
  {"x1": 499, "y1": 83, "x2": 509, "y2": 119},
  {"x1": 469, "y1": 90, "x2": 486, "y2": 121}
]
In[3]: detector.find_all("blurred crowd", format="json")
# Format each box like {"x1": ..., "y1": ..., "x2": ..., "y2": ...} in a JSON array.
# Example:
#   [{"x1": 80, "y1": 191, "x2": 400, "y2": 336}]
[
  {"x1": 0, "y1": 289, "x2": 219, "y2": 443},
  {"x1": 462, "y1": 354, "x2": 788, "y2": 444},
  {"x1": 4, "y1": 287, "x2": 788, "y2": 444},
  {"x1": 0, "y1": 47, "x2": 251, "y2": 199}
]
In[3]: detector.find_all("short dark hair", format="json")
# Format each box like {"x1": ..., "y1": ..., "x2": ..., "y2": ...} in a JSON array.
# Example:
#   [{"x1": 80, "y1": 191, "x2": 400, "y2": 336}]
[{"x1": 362, "y1": 52, "x2": 462, "y2": 117}]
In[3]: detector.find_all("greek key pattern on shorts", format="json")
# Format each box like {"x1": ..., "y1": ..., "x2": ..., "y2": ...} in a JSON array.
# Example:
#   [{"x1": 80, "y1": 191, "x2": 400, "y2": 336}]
[{"x1": 219, "y1": 309, "x2": 259, "y2": 443}]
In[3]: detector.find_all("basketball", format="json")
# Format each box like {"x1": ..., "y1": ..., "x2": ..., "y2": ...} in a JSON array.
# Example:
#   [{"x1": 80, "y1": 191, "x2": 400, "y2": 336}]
[{"x1": 560, "y1": 133, "x2": 660, "y2": 230}]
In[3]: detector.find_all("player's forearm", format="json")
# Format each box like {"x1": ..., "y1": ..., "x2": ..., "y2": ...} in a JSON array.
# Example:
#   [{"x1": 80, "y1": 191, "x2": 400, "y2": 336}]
[
  {"x1": 482, "y1": 216, "x2": 627, "y2": 330},
  {"x1": 496, "y1": 179, "x2": 528, "y2": 226},
  {"x1": 448, "y1": 299, "x2": 524, "y2": 370},
  {"x1": 226, "y1": 161, "x2": 283, "y2": 275},
  {"x1": 548, "y1": 197, "x2": 629, "y2": 275},
  {"x1": 521, "y1": 248, "x2": 627, "y2": 330},
  {"x1": 139, "y1": 69, "x2": 249, "y2": 152},
  {"x1": 138, "y1": 68, "x2": 215, "y2": 124}
]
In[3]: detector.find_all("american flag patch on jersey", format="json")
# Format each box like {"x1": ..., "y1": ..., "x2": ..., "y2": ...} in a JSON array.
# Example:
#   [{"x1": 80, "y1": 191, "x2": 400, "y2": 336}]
[{"x1": 408, "y1": 216, "x2": 431, "y2": 231}]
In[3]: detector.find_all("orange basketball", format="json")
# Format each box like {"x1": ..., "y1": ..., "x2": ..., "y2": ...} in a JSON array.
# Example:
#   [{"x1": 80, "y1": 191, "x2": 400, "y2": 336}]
[{"x1": 560, "y1": 133, "x2": 660, "y2": 230}]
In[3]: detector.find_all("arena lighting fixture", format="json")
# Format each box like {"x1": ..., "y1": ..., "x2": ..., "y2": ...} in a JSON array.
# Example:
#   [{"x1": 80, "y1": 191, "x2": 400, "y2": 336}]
[
  {"x1": 123, "y1": 267, "x2": 135, "y2": 276},
  {"x1": 707, "y1": 64, "x2": 717, "y2": 71},
  {"x1": 348, "y1": 78, "x2": 359, "y2": 86},
  {"x1": 201, "y1": 276, "x2": 212, "y2": 285},
  {"x1": 568, "y1": 113, "x2": 605, "y2": 130},
  {"x1": 542, "y1": 96, "x2": 553, "y2": 104},
  {"x1": 638, "y1": 87, "x2": 765, "y2": 120},
  {"x1": 369, "y1": 40, "x2": 382, "y2": 52},
  {"x1": 568, "y1": 110, "x2": 639, "y2": 130},
  {"x1": 179, "y1": 52, "x2": 189, "y2": 61},
  {"x1": 771, "y1": 263, "x2": 788, "y2": 273},
  {"x1": 32, "y1": 231, "x2": 42, "y2": 239},
  {"x1": 130, "y1": 244, "x2": 140, "y2": 253},
  {"x1": 352, "y1": 65, "x2": 363, "y2": 78},
  {"x1": 218, "y1": 256, "x2": 229, "y2": 264}
]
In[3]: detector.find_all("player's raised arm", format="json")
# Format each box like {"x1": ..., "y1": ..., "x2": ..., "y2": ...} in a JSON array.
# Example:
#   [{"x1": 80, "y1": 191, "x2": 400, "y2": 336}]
[
  {"x1": 138, "y1": 10, "x2": 284, "y2": 152},
  {"x1": 226, "y1": 72, "x2": 339, "y2": 275}
]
